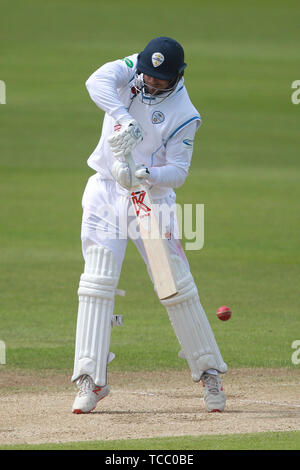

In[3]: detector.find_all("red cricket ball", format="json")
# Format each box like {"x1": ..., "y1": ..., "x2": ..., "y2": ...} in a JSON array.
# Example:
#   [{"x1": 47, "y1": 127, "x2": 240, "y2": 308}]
[{"x1": 217, "y1": 305, "x2": 232, "y2": 321}]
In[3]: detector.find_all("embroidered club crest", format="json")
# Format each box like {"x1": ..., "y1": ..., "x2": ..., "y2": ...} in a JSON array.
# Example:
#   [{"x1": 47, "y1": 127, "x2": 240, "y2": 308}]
[
  {"x1": 152, "y1": 111, "x2": 165, "y2": 124},
  {"x1": 152, "y1": 52, "x2": 164, "y2": 68}
]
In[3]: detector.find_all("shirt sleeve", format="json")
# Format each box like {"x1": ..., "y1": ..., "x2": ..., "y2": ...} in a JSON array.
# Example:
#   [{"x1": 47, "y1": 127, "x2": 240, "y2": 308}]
[
  {"x1": 147, "y1": 121, "x2": 199, "y2": 188},
  {"x1": 85, "y1": 54, "x2": 137, "y2": 122}
]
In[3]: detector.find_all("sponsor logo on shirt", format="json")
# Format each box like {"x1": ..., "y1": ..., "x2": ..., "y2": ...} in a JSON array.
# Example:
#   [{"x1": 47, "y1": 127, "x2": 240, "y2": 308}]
[
  {"x1": 183, "y1": 139, "x2": 194, "y2": 148},
  {"x1": 121, "y1": 57, "x2": 134, "y2": 68}
]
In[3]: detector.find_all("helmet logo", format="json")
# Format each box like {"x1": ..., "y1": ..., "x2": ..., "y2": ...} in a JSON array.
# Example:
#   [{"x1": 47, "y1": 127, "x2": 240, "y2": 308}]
[{"x1": 152, "y1": 52, "x2": 164, "y2": 68}]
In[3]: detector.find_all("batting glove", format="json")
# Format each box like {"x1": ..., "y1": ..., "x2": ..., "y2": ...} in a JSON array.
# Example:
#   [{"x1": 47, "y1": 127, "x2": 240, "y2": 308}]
[
  {"x1": 111, "y1": 161, "x2": 149, "y2": 190},
  {"x1": 108, "y1": 118, "x2": 143, "y2": 160},
  {"x1": 135, "y1": 164, "x2": 150, "y2": 180}
]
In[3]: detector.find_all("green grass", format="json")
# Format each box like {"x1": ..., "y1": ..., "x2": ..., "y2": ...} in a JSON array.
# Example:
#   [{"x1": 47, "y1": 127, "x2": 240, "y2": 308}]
[
  {"x1": 1, "y1": 0, "x2": 300, "y2": 373},
  {"x1": 1, "y1": 431, "x2": 300, "y2": 450}
]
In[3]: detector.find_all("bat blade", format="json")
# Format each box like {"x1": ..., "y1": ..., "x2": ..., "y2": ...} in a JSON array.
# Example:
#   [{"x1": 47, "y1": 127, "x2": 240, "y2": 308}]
[{"x1": 130, "y1": 185, "x2": 178, "y2": 300}]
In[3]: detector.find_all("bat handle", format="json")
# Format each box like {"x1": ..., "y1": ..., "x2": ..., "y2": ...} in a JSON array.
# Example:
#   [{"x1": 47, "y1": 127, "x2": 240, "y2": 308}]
[{"x1": 124, "y1": 152, "x2": 141, "y2": 189}]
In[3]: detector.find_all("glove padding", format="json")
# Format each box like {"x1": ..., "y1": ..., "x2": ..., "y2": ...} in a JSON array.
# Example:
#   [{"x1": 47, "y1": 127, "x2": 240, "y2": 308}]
[
  {"x1": 111, "y1": 161, "x2": 150, "y2": 190},
  {"x1": 108, "y1": 118, "x2": 143, "y2": 160}
]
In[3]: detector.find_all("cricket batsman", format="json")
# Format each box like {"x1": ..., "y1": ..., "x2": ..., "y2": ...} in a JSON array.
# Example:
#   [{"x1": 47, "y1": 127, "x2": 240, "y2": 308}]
[{"x1": 71, "y1": 37, "x2": 228, "y2": 413}]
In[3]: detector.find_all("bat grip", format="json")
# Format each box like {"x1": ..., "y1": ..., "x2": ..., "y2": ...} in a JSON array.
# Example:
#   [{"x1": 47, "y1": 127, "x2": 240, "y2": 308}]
[{"x1": 124, "y1": 152, "x2": 140, "y2": 189}]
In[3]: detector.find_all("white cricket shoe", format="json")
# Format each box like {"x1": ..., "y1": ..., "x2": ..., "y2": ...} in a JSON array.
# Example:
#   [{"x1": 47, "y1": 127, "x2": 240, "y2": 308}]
[
  {"x1": 72, "y1": 374, "x2": 110, "y2": 414},
  {"x1": 201, "y1": 372, "x2": 226, "y2": 412}
]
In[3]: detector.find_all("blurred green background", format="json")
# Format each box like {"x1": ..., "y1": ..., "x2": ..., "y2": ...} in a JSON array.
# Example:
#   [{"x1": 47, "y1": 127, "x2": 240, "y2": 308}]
[{"x1": 0, "y1": 0, "x2": 299, "y2": 373}]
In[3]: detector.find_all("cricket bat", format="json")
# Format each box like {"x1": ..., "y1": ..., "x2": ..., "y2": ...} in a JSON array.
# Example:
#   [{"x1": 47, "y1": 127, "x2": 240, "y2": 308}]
[{"x1": 126, "y1": 153, "x2": 178, "y2": 300}]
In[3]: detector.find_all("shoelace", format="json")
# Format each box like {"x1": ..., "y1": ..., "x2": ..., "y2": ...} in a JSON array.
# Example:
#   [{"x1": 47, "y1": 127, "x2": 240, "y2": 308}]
[
  {"x1": 77, "y1": 375, "x2": 93, "y2": 397},
  {"x1": 202, "y1": 374, "x2": 220, "y2": 394}
]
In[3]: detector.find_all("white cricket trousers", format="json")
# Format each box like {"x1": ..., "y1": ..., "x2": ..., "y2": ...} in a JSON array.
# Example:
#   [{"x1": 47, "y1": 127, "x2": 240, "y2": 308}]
[{"x1": 80, "y1": 173, "x2": 189, "y2": 276}]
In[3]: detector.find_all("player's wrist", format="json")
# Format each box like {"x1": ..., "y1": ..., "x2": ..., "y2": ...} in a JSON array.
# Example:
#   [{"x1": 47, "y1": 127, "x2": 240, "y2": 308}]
[{"x1": 110, "y1": 109, "x2": 132, "y2": 123}]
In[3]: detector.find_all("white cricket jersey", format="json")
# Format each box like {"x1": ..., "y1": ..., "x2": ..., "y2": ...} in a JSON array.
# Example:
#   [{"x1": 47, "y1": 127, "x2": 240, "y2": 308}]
[{"x1": 85, "y1": 53, "x2": 202, "y2": 198}]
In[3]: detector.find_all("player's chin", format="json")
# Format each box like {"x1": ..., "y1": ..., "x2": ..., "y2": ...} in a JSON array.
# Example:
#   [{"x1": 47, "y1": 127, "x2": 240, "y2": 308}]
[
  {"x1": 144, "y1": 85, "x2": 162, "y2": 96},
  {"x1": 144, "y1": 86, "x2": 156, "y2": 95}
]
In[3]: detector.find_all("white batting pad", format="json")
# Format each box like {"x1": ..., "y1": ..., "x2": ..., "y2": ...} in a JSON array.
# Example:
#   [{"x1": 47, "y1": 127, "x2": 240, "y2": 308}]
[
  {"x1": 72, "y1": 245, "x2": 120, "y2": 386},
  {"x1": 161, "y1": 256, "x2": 228, "y2": 382}
]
